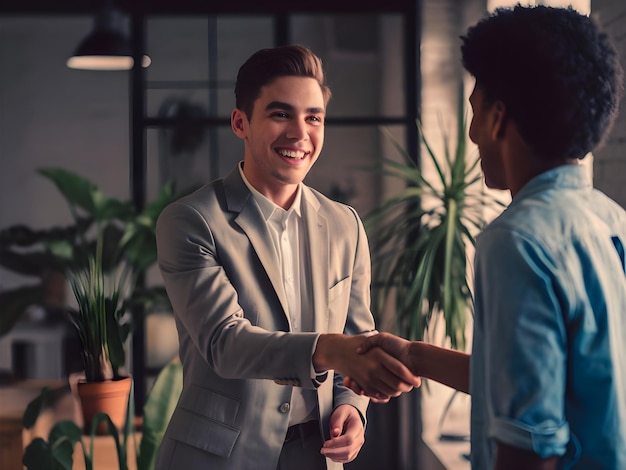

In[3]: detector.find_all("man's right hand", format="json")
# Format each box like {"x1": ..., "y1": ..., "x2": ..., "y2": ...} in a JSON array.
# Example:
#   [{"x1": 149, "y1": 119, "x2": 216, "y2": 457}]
[
  {"x1": 343, "y1": 332, "x2": 421, "y2": 400},
  {"x1": 313, "y1": 334, "x2": 421, "y2": 401},
  {"x1": 356, "y1": 332, "x2": 419, "y2": 375},
  {"x1": 350, "y1": 332, "x2": 471, "y2": 395}
]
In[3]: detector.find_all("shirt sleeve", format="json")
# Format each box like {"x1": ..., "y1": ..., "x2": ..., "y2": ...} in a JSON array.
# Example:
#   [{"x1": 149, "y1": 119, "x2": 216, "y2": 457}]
[{"x1": 474, "y1": 227, "x2": 571, "y2": 458}]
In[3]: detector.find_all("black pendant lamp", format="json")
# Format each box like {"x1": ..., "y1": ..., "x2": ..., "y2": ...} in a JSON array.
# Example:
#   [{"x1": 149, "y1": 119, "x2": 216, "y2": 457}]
[{"x1": 67, "y1": 3, "x2": 150, "y2": 71}]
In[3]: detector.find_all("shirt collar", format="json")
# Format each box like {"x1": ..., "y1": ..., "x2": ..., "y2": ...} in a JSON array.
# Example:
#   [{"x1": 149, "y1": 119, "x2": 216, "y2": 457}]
[
  {"x1": 238, "y1": 161, "x2": 302, "y2": 221},
  {"x1": 512, "y1": 163, "x2": 592, "y2": 204}
]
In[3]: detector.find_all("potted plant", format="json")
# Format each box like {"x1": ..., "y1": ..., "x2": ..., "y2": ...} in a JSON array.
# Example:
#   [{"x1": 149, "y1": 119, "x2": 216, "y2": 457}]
[
  {"x1": 364, "y1": 84, "x2": 503, "y2": 462},
  {"x1": 360, "y1": 87, "x2": 506, "y2": 467},
  {"x1": 366, "y1": 87, "x2": 503, "y2": 348},
  {"x1": 22, "y1": 356, "x2": 183, "y2": 470},
  {"x1": 0, "y1": 169, "x2": 175, "y2": 339},
  {"x1": 0, "y1": 168, "x2": 178, "y2": 432}
]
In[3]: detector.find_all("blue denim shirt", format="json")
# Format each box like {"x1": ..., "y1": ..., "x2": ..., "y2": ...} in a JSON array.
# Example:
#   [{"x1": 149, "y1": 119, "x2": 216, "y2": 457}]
[{"x1": 470, "y1": 165, "x2": 626, "y2": 469}]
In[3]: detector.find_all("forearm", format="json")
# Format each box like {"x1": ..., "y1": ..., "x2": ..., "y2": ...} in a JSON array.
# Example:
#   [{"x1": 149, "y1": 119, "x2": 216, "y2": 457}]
[
  {"x1": 313, "y1": 334, "x2": 352, "y2": 373},
  {"x1": 414, "y1": 342, "x2": 470, "y2": 394}
]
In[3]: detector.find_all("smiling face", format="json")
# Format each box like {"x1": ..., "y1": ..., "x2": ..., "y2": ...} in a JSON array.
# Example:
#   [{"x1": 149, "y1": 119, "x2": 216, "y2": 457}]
[{"x1": 231, "y1": 76, "x2": 325, "y2": 207}]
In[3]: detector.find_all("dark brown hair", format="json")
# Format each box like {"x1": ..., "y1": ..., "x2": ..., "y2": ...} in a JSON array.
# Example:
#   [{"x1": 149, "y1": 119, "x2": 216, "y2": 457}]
[{"x1": 234, "y1": 45, "x2": 331, "y2": 119}]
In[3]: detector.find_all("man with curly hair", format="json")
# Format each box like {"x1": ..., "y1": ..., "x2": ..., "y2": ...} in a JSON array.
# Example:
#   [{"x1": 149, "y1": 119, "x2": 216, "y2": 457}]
[{"x1": 350, "y1": 5, "x2": 626, "y2": 469}]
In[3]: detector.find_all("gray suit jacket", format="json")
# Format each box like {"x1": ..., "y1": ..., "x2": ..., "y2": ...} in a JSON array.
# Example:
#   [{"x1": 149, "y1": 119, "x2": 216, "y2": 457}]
[{"x1": 154, "y1": 167, "x2": 375, "y2": 470}]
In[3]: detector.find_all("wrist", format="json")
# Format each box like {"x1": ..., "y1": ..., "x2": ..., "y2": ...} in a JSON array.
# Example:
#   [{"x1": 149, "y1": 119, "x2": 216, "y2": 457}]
[
  {"x1": 313, "y1": 333, "x2": 335, "y2": 372},
  {"x1": 412, "y1": 341, "x2": 431, "y2": 377}
]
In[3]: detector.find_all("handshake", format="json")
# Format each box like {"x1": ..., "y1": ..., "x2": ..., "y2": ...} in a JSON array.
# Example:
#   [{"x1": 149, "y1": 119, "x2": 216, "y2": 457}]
[{"x1": 313, "y1": 332, "x2": 470, "y2": 401}]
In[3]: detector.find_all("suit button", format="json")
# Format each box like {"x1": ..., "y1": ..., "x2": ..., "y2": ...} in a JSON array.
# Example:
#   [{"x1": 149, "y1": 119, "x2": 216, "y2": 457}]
[{"x1": 279, "y1": 403, "x2": 290, "y2": 413}]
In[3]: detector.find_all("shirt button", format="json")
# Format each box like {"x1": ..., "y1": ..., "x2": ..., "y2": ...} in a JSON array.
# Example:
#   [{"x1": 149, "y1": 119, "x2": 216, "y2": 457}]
[{"x1": 279, "y1": 403, "x2": 290, "y2": 413}]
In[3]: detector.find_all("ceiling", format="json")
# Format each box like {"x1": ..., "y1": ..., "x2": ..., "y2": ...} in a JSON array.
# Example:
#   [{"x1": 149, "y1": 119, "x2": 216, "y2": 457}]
[{"x1": 0, "y1": 0, "x2": 418, "y2": 16}]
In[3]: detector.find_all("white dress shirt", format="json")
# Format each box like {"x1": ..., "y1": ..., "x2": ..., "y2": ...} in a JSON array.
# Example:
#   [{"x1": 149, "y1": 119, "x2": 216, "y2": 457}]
[{"x1": 239, "y1": 164, "x2": 317, "y2": 426}]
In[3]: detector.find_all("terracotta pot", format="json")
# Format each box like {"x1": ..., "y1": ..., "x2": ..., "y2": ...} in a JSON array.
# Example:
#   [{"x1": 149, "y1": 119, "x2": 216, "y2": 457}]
[{"x1": 77, "y1": 376, "x2": 132, "y2": 435}]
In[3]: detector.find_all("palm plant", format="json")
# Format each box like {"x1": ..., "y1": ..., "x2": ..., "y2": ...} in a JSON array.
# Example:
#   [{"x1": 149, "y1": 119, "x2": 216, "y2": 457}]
[
  {"x1": 67, "y1": 222, "x2": 131, "y2": 382},
  {"x1": 366, "y1": 89, "x2": 503, "y2": 350}
]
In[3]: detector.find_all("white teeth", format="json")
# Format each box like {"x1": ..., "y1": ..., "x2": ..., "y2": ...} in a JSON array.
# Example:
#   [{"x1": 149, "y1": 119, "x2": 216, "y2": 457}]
[{"x1": 278, "y1": 149, "x2": 305, "y2": 159}]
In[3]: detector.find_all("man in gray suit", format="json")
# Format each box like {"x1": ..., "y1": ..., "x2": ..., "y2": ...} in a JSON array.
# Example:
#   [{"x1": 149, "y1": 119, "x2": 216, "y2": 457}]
[{"x1": 155, "y1": 45, "x2": 419, "y2": 470}]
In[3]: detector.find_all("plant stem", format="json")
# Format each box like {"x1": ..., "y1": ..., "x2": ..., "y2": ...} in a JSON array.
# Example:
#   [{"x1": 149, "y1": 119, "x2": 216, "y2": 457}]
[{"x1": 443, "y1": 198, "x2": 457, "y2": 321}]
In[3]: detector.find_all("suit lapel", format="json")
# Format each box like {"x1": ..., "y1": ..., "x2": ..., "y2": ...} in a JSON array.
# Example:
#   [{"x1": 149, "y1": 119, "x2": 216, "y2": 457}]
[
  {"x1": 223, "y1": 168, "x2": 290, "y2": 317},
  {"x1": 302, "y1": 187, "x2": 330, "y2": 333}
]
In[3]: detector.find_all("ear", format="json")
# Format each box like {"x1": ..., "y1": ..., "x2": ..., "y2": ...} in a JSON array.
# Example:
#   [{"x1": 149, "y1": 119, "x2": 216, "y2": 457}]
[
  {"x1": 490, "y1": 101, "x2": 507, "y2": 140},
  {"x1": 231, "y1": 108, "x2": 247, "y2": 139}
]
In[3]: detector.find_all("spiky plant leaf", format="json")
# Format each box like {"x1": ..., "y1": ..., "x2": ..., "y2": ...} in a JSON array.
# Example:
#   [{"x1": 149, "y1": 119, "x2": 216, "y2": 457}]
[{"x1": 366, "y1": 86, "x2": 504, "y2": 349}]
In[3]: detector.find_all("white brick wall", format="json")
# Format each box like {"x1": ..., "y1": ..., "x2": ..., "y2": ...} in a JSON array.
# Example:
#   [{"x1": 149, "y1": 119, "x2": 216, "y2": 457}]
[{"x1": 591, "y1": 0, "x2": 626, "y2": 209}]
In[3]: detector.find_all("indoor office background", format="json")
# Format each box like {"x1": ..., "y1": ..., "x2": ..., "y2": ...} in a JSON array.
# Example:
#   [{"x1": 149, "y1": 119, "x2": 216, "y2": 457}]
[{"x1": 0, "y1": 0, "x2": 624, "y2": 469}]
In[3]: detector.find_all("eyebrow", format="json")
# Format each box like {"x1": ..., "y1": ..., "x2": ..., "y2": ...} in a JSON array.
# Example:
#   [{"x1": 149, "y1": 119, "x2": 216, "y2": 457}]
[{"x1": 265, "y1": 101, "x2": 325, "y2": 114}]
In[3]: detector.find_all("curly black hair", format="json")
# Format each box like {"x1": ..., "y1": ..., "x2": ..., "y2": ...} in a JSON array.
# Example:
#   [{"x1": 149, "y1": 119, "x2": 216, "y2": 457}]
[{"x1": 461, "y1": 5, "x2": 623, "y2": 160}]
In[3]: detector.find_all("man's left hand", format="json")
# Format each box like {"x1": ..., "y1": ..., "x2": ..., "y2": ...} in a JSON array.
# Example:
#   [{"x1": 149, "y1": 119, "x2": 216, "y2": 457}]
[{"x1": 319, "y1": 405, "x2": 365, "y2": 463}]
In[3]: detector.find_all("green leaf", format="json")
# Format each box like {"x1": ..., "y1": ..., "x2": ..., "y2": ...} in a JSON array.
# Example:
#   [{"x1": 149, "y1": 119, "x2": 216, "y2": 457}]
[
  {"x1": 22, "y1": 420, "x2": 82, "y2": 470},
  {"x1": 365, "y1": 83, "x2": 497, "y2": 349},
  {"x1": 49, "y1": 439, "x2": 75, "y2": 470},
  {"x1": 88, "y1": 414, "x2": 127, "y2": 470},
  {"x1": 137, "y1": 358, "x2": 183, "y2": 470},
  {"x1": 107, "y1": 308, "x2": 128, "y2": 374},
  {"x1": 0, "y1": 222, "x2": 84, "y2": 275},
  {"x1": 49, "y1": 421, "x2": 83, "y2": 445},
  {"x1": 94, "y1": 198, "x2": 135, "y2": 223},
  {"x1": 45, "y1": 240, "x2": 75, "y2": 262},
  {"x1": 38, "y1": 168, "x2": 99, "y2": 216},
  {"x1": 23, "y1": 438, "x2": 54, "y2": 470},
  {"x1": 22, "y1": 387, "x2": 51, "y2": 429}
]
